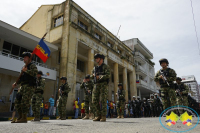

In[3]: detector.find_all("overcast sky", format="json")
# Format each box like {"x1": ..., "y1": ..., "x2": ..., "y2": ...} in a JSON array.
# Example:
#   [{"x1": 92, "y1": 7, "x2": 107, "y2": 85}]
[{"x1": 1, "y1": 0, "x2": 200, "y2": 83}]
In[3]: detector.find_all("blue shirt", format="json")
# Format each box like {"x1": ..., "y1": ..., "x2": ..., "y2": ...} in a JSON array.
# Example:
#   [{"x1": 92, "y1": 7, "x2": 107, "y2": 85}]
[{"x1": 49, "y1": 98, "x2": 54, "y2": 106}]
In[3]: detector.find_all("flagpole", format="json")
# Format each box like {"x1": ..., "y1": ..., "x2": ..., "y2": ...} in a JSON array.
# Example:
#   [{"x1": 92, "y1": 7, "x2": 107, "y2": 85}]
[{"x1": 9, "y1": 32, "x2": 47, "y2": 95}]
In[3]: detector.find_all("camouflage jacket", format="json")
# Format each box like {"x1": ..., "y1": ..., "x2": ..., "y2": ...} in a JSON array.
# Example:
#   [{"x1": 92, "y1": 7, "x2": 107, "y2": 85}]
[
  {"x1": 35, "y1": 77, "x2": 45, "y2": 94},
  {"x1": 154, "y1": 67, "x2": 176, "y2": 86},
  {"x1": 90, "y1": 63, "x2": 111, "y2": 84},
  {"x1": 175, "y1": 83, "x2": 189, "y2": 96},
  {"x1": 80, "y1": 80, "x2": 94, "y2": 94},
  {"x1": 17, "y1": 62, "x2": 38, "y2": 85},
  {"x1": 117, "y1": 88, "x2": 125, "y2": 100},
  {"x1": 60, "y1": 83, "x2": 71, "y2": 96}
]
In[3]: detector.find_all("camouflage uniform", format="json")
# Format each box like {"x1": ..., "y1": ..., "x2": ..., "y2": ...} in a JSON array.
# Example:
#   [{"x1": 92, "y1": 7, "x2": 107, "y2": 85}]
[
  {"x1": 80, "y1": 80, "x2": 94, "y2": 114},
  {"x1": 14, "y1": 62, "x2": 38, "y2": 120},
  {"x1": 175, "y1": 83, "x2": 189, "y2": 106},
  {"x1": 116, "y1": 87, "x2": 125, "y2": 118},
  {"x1": 32, "y1": 77, "x2": 45, "y2": 119},
  {"x1": 58, "y1": 82, "x2": 71, "y2": 119},
  {"x1": 91, "y1": 62, "x2": 110, "y2": 120},
  {"x1": 154, "y1": 68, "x2": 177, "y2": 110}
]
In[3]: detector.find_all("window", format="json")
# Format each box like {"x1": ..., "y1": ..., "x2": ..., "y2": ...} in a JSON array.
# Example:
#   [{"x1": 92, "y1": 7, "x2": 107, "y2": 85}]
[
  {"x1": 78, "y1": 20, "x2": 88, "y2": 31},
  {"x1": 11, "y1": 44, "x2": 20, "y2": 56},
  {"x1": 19, "y1": 47, "x2": 27, "y2": 57},
  {"x1": 95, "y1": 33, "x2": 102, "y2": 40},
  {"x1": 3, "y1": 41, "x2": 12, "y2": 53},
  {"x1": 107, "y1": 41, "x2": 113, "y2": 48},
  {"x1": 53, "y1": 15, "x2": 63, "y2": 27},
  {"x1": 77, "y1": 60, "x2": 84, "y2": 72},
  {"x1": 58, "y1": 51, "x2": 61, "y2": 64},
  {"x1": 126, "y1": 55, "x2": 129, "y2": 60},
  {"x1": 117, "y1": 49, "x2": 122, "y2": 54},
  {"x1": 112, "y1": 74, "x2": 114, "y2": 82}
]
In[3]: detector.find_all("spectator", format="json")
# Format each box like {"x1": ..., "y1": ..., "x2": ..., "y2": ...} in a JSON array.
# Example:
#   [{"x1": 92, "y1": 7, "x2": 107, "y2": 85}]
[
  {"x1": 74, "y1": 98, "x2": 79, "y2": 119},
  {"x1": 110, "y1": 101, "x2": 114, "y2": 118},
  {"x1": 40, "y1": 99, "x2": 44, "y2": 116},
  {"x1": 44, "y1": 102, "x2": 49, "y2": 116},
  {"x1": 49, "y1": 95, "x2": 55, "y2": 116},
  {"x1": 81, "y1": 100, "x2": 85, "y2": 118},
  {"x1": 113, "y1": 101, "x2": 116, "y2": 117}
]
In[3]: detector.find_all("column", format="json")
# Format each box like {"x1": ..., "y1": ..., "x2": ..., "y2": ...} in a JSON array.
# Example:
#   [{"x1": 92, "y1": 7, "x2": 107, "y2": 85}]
[
  {"x1": 87, "y1": 49, "x2": 94, "y2": 74},
  {"x1": 123, "y1": 68, "x2": 128, "y2": 102},
  {"x1": 129, "y1": 70, "x2": 137, "y2": 99},
  {"x1": 104, "y1": 56, "x2": 108, "y2": 65},
  {"x1": 114, "y1": 63, "x2": 119, "y2": 103}
]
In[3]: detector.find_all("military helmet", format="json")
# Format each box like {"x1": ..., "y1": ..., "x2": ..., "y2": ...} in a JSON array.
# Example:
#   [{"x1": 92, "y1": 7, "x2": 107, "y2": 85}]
[
  {"x1": 60, "y1": 76, "x2": 67, "y2": 80},
  {"x1": 94, "y1": 53, "x2": 105, "y2": 59},
  {"x1": 159, "y1": 58, "x2": 169, "y2": 65},
  {"x1": 85, "y1": 74, "x2": 90, "y2": 79},
  {"x1": 118, "y1": 83, "x2": 123, "y2": 86},
  {"x1": 154, "y1": 93, "x2": 158, "y2": 96},
  {"x1": 137, "y1": 96, "x2": 140, "y2": 99},
  {"x1": 132, "y1": 96, "x2": 136, "y2": 98},
  {"x1": 22, "y1": 52, "x2": 31, "y2": 58},
  {"x1": 143, "y1": 98, "x2": 146, "y2": 100},
  {"x1": 176, "y1": 77, "x2": 182, "y2": 81},
  {"x1": 37, "y1": 71, "x2": 43, "y2": 75}
]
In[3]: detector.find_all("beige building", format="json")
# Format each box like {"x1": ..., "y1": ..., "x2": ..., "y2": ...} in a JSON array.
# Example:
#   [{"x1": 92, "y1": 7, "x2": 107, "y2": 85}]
[{"x1": 17, "y1": 0, "x2": 138, "y2": 113}]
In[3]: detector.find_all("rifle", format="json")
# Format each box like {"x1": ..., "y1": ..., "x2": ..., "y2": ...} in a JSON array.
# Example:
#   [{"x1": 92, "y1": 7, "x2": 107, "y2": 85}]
[
  {"x1": 94, "y1": 66, "x2": 97, "y2": 84},
  {"x1": 59, "y1": 85, "x2": 63, "y2": 96},
  {"x1": 176, "y1": 85, "x2": 183, "y2": 100},
  {"x1": 9, "y1": 33, "x2": 47, "y2": 95},
  {"x1": 159, "y1": 70, "x2": 170, "y2": 86},
  {"x1": 84, "y1": 83, "x2": 91, "y2": 95}
]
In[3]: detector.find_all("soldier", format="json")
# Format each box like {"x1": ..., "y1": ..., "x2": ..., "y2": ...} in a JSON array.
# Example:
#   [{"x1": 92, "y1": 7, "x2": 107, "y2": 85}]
[
  {"x1": 81, "y1": 74, "x2": 94, "y2": 120},
  {"x1": 149, "y1": 95, "x2": 155, "y2": 117},
  {"x1": 154, "y1": 93, "x2": 162, "y2": 117},
  {"x1": 136, "y1": 96, "x2": 142, "y2": 118},
  {"x1": 11, "y1": 52, "x2": 38, "y2": 123},
  {"x1": 91, "y1": 53, "x2": 110, "y2": 122},
  {"x1": 31, "y1": 71, "x2": 45, "y2": 121},
  {"x1": 131, "y1": 96, "x2": 137, "y2": 118},
  {"x1": 141, "y1": 98, "x2": 150, "y2": 117},
  {"x1": 175, "y1": 77, "x2": 189, "y2": 113},
  {"x1": 154, "y1": 58, "x2": 177, "y2": 110},
  {"x1": 116, "y1": 83, "x2": 125, "y2": 119},
  {"x1": 57, "y1": 77, "x2": 71, "y2": 120}
]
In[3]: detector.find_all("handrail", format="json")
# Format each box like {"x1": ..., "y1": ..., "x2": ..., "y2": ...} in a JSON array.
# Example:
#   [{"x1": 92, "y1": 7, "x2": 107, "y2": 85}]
[{"x1": 0, "y1": 51, "x2": 57, "y2": 70}]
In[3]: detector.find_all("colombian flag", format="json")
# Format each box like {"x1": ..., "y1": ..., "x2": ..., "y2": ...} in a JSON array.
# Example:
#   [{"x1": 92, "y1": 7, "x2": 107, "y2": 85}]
[
  {"x1": 32, "y1": 39, "x2": 51, "y2": 63},
  {"x1": 136, "y1": 80, "x2": 139, "y2": 83}
]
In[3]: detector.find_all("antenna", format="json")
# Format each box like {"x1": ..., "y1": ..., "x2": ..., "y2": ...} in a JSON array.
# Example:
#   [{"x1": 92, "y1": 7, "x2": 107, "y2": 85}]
[{"x1": 117, "y1": 25, "x2": 121, "y2": 37}]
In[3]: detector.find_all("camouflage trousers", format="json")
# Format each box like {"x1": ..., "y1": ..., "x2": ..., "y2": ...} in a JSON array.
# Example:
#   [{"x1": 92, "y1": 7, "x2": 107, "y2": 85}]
[
  {"x1": 15, "y1": 84, "x2": 35, "y2": 115},
  {"x1": 160, "y1": 87, "x2": 176, "y2": 110},
  {"x1": 84, "y1": 94, "x2": 93, "y2": 114},
  {"x1": 92, "y1": 83, "x2": 108, "y2": 117},
  {"x1": 32, "y1": 93, "x2": 43, "y2": 118},
  {"x1": 58, "y1": 96, "x2": 68, "y2": 117},
  {"x1": 116, "y1": 100, "x2": 125, "y2": 116}
]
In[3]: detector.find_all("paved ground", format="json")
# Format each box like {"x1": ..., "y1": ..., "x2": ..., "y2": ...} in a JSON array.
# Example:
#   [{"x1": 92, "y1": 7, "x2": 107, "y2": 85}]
[{"x1": 0, "y1": 118, "x2": 199, "y2": 133}]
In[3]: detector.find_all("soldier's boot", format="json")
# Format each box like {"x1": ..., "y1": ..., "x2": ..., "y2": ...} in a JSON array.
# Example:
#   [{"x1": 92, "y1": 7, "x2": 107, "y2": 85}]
[
  {"x1": 89, "y1": 113, "x2": 94, "y2": 120},
  {"x1": 100, "y1": 116, "x2": 106, "y2": 122},
  {"x1": 57, "y1": 115, "x2": 62, "y2": 120},
  {"x1": 11, "y1": 112, "x2": 22, "y2": 123},
  {"x1": 16, "y1": 114, "x2": 27, "y2": 123},
  {"x1": 93, "y1": 116, "x2": 101, "y2": 121},
  {"x1": 120, "y1": 115, "x2": 124, "y2": 119},
  {"x1": 61, "y1": 116, "x2": 66, "y2": 120},
  {"x1": 117, "y1": 115, "x2": 121, "y2": 119},
  {"x1": 82, "y1": 114, "x2": 89, "y2": 120}
]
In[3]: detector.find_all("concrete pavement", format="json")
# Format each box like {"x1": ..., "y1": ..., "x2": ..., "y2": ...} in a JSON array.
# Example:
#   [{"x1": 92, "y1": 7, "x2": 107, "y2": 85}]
[{"x1": 0, "y1": 118, "x2": 199, "y2": 133}]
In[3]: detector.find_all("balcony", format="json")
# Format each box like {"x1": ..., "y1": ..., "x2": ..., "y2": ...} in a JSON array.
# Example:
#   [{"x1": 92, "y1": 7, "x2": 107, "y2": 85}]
[
  {"x1": 136, "y1": 80, "x2": 148, "y2": 89},
  {"x1": 134, "y1": 52, "x2": 146, "y2": 64},
  {"x1": 149, "y1": 73, "x2": 154, "y2": 79},
  {"x1": 136, "y1": 65, "x2": 147, "y2": 76},
  {"x1": 0, "y1": 51, "x2": 57, "y2": 80}
]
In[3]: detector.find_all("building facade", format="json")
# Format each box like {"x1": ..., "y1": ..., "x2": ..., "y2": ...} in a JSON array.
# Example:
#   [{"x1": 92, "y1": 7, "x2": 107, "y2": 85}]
[
  {"x1": 181, "y1": 75, "x2": 200, "y2": 103},
  {"x1": 19, "y1": 0, "x2": 138, "y2": 113},
  {"x1": 0, "y1": 20, "x2": 58, "y2": 112},
  {"x1": 123, "y1": 38, "x2": 158, "y2": 98}
]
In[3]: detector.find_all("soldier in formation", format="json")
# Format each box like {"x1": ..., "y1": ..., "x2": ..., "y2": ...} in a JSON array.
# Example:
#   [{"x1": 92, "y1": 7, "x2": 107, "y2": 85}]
[
  {"x1": 11, "y1": 52, "x2": 38, "y2": 123},
  {"x1": 116, "y1": 83, "x2": 125, "y2": 119},
  {"x1": 154, "y1": 58, "x2": 177, "y2": 110},
  {"x1": 131, "y1": 96, "x2": 137, "y2": 118},
  {"x1": 31, "y1": 71, "x2": 45, "y2": 121},
  {"x1": 91, "y1": 53, "x2": 110, "y2": 122},
  {"x1": 174, "y1": 77, "x2": 189, "y2": 114},
  {"x1": 57, "y1": 77, "x2": 71, "y2": 120},
  {"x1": 80, "y1": 74, "x2": 94, "y2": 120}
]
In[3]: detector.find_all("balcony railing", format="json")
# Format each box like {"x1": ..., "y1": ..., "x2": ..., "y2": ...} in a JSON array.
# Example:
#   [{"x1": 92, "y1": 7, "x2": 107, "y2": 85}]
[
  {"x1": 135, "y1": 51, "x2": 145, "y2": 60},
  {"x1": 0, "y1": 51, "x2": 56, "y2": 70}
]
